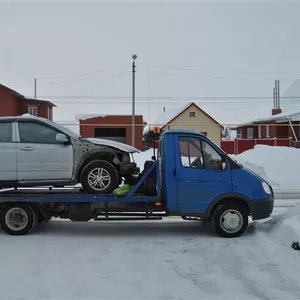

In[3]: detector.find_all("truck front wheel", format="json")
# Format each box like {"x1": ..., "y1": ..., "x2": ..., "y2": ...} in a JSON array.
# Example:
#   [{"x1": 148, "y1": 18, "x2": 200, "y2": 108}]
[{"x1": 211, "y1": 202, "x2": 249, "y2": 238}]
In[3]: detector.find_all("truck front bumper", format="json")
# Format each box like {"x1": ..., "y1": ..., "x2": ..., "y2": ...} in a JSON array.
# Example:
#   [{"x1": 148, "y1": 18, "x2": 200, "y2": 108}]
[{"x1": 247, "y1": 195, "x2": 274, "y2": 220}]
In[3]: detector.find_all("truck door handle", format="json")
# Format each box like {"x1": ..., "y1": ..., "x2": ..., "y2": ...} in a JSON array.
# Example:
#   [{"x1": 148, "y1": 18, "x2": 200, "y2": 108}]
[
  {"x1": 20, "y1": 147, "x2": 34, "y2": 151},
  {"x1": 173, "y1": 169, "x2": 176, "y2": 177}
]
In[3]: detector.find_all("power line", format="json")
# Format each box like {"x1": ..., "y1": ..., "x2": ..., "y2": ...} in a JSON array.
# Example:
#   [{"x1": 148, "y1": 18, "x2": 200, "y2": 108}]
[
  {"x1": 40, "y1": 73, "x2": 122, "y2": 85},
  {"x1": 29, "y1": 95, "x2": 300, "y2": 100},
  {"x1": 36, "y1": 66, "x2": 128, "y2": 80},
  {"x1": 43, "y1": 101, "x2": 300, "y2": 107},
  {"x1": 144, "y1": 70, "x2": 300, "y2": 81},
  {"x1": 147, "y1": 65, "x2": 300, "y2": 75}
]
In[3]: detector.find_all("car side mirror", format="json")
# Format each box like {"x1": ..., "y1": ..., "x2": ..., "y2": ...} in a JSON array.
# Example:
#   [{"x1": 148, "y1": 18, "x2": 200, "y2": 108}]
[
  {"x1": 151, "y1": 155, "x2": 156, "y2": 161},
  {"x1": 56, "y1": 133, "x2": 69, "y2": 144}
]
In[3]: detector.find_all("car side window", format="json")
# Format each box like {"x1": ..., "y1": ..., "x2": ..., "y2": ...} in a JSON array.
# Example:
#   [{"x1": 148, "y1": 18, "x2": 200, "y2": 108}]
[
  {"x1": 0, "y1": 122, "x2": 13, "y2": 142},
  {"x1": 179, "y1": 137, "x2": 204, "y2": 169},
  {"x1": 201, "y1": 140, "x2": 222, "y2": 170},
  {"x1": 18, "y1": 122, "x2": 61, "y2": 144}
]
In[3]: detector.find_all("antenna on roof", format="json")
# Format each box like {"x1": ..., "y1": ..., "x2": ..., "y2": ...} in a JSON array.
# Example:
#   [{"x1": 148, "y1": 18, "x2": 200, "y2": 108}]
[
  {"x1": 274, "y1": 80, "x2": 278, "y2": 108},
  {"x1": 277, "y1": 80, "x2": 280, "y2": 109},
  {"x1": 273, "y1": 87, "x2": 276, "y2": 108}
]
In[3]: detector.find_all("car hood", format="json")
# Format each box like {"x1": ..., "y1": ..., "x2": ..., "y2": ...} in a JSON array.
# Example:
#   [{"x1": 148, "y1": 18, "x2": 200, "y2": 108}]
[{"x1": 85, "y1": 138, "x2": 140, "y2": 153}]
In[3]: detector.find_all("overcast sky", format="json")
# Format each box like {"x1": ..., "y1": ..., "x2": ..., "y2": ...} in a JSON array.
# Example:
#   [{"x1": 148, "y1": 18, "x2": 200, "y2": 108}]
[{"x1": 1, "y1": 0, "x2": 300, "y2": 126}]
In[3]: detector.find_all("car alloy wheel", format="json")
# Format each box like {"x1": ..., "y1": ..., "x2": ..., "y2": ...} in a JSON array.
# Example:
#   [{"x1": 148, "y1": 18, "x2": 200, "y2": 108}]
[{"x1": 87, "y1": 167, "x2": 112, "y2": 191}]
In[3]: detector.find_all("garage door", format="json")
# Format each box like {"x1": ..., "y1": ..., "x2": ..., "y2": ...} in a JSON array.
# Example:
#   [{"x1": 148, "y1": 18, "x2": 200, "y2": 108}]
[{"x1": 94, "y1": 127, "x2": 126, "y2": 144}]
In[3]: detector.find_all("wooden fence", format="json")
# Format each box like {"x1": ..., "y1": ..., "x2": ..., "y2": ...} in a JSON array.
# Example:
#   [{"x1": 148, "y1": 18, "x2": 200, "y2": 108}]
[{"x1": 221, "y1": 138, "x2": 292, "y2": 155}]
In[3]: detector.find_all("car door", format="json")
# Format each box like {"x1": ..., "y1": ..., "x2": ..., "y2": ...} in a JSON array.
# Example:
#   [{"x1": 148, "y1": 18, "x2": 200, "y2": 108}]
[
  {"x1": 16, "y1": 120, "x2": 73, "y2": 181},
  {"x1": 0, "y1": 120, "x2": 17, "y2": 182},
  {"x1": 175, "y1": 136, "x2": 232, "y2": 214}
]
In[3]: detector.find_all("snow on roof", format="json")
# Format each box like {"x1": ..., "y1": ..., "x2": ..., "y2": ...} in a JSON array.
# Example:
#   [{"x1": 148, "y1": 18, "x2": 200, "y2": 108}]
[
  {"x1": 143, "y1": 102, "x2": 223, "y2": 135},
  {"x1": 143, "y1": 102, "x2": 194, "y2": 135},
  {"x1": 234, "y1": 108, "x2": 300, "y2": 128},
  {"x1": 261, "y1": 109, "x2": 300, "y2": 122},
  {"x1": 75, "y1": 114, "x2": 107, "y2": 121}
]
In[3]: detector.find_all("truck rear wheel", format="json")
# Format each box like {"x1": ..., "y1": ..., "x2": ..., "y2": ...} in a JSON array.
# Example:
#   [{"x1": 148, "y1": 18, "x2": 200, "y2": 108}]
[
  {"x1": 80, "y1": 160, "x2": 119, "y2": 194},
  {"x1": 0, "y1": 204, "x2": 36, "y2": 235},
  {"x1": 211, "y1": 202, "x2": 248, "y2": 238}
]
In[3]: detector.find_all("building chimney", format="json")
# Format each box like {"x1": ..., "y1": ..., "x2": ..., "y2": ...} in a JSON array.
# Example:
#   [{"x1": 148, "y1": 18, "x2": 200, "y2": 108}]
[
  {"x1": 272, "y1": 80, "x2": 281, "y2": 115},
  {"x1": 272, "y1": 108, "x2": 282, "y2": 115},
  {"x1": 163, "y1": 107, "x2": 165, "y2": 113}
]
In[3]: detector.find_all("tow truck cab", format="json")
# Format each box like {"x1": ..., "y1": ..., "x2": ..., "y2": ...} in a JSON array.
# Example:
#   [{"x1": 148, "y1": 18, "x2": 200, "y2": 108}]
[{"x1": 158, "y1": 130, "x2": 274, "y2": 222}]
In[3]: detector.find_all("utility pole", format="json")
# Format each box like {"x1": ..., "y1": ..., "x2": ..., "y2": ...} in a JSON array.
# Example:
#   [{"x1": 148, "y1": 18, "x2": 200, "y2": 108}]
[
  {"x1": 34, "y1": 78, "x2": 37, "y2": 99},
  {"x1": 132, "y1": 54, "x2": 137, "y2": 147}
]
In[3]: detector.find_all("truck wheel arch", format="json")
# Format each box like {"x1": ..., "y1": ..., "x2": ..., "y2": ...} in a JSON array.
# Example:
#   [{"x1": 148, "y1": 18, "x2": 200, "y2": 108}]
[
  {"x1": 206, "y1": 193, "x2": 251, "y2": 220},
  {"x1": 76, "y1": 150, "x2": 117, "y2": 182}
]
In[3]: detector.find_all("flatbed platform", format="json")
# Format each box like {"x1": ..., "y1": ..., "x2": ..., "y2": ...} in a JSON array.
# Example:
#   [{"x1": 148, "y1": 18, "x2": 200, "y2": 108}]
[{"x1": 0, "y1": 187, "x2": 161, "y2": 203}]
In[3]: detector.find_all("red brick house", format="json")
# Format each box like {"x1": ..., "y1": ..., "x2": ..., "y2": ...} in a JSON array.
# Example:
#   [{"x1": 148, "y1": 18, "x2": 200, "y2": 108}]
[
  {"x1": 75, "y1": 114, "x2": 144, "y2": 150},
  {"x1": 0, "y1": 83, "x2": 56, "y2": 120},
  {"x1": 234, "y1": 107, "x2": 300, "y2": 141}
]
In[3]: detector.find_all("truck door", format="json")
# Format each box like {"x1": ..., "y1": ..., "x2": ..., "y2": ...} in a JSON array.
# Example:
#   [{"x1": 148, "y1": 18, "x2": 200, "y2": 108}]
[{"x1": 175, "y1": 136, "x2": 232, "y2": 214}]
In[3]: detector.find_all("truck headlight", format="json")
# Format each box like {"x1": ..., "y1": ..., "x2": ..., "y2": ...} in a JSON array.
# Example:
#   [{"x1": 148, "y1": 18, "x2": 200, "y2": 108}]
[{"x1": 262, "y1": 182, "x2": 271, "y2": 194}]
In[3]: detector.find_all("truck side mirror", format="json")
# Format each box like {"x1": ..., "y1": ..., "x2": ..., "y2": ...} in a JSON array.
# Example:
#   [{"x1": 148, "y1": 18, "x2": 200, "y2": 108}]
[{"x1": 221, "y1": 154, "x2": 227, "y2": 170}]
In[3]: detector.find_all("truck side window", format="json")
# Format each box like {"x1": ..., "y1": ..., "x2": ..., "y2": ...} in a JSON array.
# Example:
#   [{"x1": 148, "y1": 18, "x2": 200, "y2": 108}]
[
  {"x1": 179, "y1": 137, "x2": 203, "y2": 169},
  {"x1": 201, "y1": 140, "x2": 222, "y2": 170}
]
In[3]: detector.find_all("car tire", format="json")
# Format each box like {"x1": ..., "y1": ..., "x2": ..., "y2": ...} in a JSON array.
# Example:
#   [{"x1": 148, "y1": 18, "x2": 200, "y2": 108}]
[
  {"x1": 211, "y1": 201, "x2": 249, "y2": 238},
  {"x1": 80, "y1": 160, "x2": 119, "y2": 194},
  {"x1": 0, "y1": 203, "x2": 36, "y2": 235}
]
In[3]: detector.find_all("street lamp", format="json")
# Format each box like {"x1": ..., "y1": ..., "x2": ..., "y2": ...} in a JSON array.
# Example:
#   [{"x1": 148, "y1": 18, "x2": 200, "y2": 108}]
[{"x1": 132, "y1": 54, "x2": 137, "y2": 147}]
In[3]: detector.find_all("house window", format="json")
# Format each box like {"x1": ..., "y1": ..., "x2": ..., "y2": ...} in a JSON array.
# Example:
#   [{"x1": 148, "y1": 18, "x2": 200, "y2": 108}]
[
  {"x1": 266, "y1": 125, "x2": 270, "y2": 138},
  {"x1": 237, "y1": 129, "x2": 242, "y2": 139},
  {"x1": 258, "y1": 125, "x2": 262, "y2": 138},
  {"x1": 28, "y1": 106, "x2": 37, "y2": 116},
  {"x1": 189, "y1": 112, "x2": 196, "y2": 118},
  {"x1": 247, "y1": 128, "x2": 254, "y2": 139}
]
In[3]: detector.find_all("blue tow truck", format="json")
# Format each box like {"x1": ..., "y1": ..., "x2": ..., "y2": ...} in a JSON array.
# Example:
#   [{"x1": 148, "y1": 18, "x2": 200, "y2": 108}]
[{"x1": 0, "y1": 129, "x2": 274, "y2": 237}]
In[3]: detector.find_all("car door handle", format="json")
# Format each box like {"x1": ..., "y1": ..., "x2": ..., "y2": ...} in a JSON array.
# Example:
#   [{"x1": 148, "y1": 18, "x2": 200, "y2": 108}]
[{"x1": 20, "y1": 147, "x2": 34, "y2": 151}]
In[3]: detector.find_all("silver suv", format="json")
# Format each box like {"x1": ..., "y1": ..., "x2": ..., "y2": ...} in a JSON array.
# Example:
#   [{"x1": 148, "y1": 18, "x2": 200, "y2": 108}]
[{"x1": 0, "y1": 115, "x2": 140, "y2": 193}]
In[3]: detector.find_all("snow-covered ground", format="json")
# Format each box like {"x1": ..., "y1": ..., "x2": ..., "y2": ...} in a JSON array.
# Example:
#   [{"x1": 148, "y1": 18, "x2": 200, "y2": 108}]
[
  {"x1": 1, "y1": 206, "x2": 300, "y2": 300},
  {"x1": 1, "y1": 145, "x2": 300, "y2": 299}
]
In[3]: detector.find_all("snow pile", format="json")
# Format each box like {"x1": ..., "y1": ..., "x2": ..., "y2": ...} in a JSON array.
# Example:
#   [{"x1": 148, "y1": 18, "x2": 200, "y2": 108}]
[
  {"x1": 256, "y1": 203, "x2": 300, "y2": 250},
  {"x1": 133, "y1": 148, "x2": 157, "y2": 170},
  {"x1": 232, "y1": 158, "x2": 272, "y2": 184},
  {"x1": 232, "y1": 145, "x2": 300, "y2": 191}
]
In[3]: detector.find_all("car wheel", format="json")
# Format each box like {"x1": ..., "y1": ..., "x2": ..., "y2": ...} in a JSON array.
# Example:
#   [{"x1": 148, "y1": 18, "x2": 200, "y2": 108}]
[
  {"x1": 211, "y1": 201, "x2": 249, "y2": 238},
  {"x1": 81, "y1": 160, "x2": 119, "y2": 194},
  {"x1": 0, "y1": 204, "x2": 36, "y2": 235}
]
